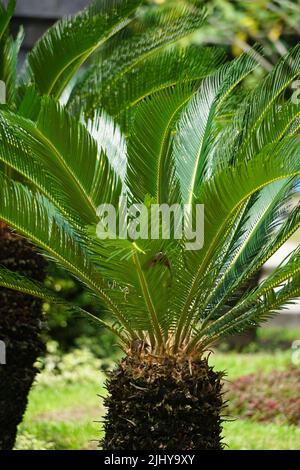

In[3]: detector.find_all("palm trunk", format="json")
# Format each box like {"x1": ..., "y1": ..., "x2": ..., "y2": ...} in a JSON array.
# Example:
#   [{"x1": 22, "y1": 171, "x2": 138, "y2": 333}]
[
  {"x1": 0, "y1": 223, "x2": 46, "y2": 450},
  {"x1": 102, "y1": 354, "x2": 225, "y2": 450}
]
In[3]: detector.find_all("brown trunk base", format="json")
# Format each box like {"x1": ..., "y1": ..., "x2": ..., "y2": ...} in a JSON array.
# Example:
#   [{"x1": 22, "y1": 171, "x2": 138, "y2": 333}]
[{"x1": 102, "y1": 355, "x2": 225, "y2": 450}]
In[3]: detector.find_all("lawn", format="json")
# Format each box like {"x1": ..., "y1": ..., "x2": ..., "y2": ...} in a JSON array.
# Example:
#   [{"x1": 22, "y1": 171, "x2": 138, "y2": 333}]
[{"x1": 15, "y1": 339, "x2": 300, "y2": 450}]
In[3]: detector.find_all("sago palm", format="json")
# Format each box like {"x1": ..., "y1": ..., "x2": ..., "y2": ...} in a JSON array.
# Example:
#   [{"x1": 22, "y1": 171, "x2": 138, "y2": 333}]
[
  {"x1": 1, "y1": 35, "x2": 300, "y2": 448},
  {"x1": 0, "y1": 0, "x2": 213, "y2": 449}
]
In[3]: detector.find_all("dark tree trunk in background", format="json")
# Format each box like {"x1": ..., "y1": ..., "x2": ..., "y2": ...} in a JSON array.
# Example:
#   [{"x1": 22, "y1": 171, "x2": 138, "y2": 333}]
[
  {"x1": 0, "y1": 224, "x2": 46, "y2": 450},
  {"x1": 102, "y1": 355, "x2": 225, "y2": 450}
]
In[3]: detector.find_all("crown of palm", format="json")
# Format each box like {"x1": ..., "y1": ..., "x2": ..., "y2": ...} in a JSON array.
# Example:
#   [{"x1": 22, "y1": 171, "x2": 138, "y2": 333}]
[{"x1": 0, "y1": 0, "x2": 299, "y2": 356}]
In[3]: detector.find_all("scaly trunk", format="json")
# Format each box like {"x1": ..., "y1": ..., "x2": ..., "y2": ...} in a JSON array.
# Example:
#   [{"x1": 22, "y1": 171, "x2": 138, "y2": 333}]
[
  {"x1": 0, "y1": 224, "x2": 46, "y2": 450},
  {"x1": 102, "y1": 354, "x2": 225, "y2": 450}
]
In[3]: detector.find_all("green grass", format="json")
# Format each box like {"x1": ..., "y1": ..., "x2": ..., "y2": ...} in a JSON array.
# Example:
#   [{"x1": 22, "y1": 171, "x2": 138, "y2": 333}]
[
  {"x1": 17, "y1": 382, "x2": 103, "y2": 450},
  {"x1": 15, "y1": 348, "x2": 299, "y2": 450},
  {"x1": 210, "y1": 350, "x2": 293, "y2": 379},
  {"x1": 258, "y1": 327, "x2": 300, "y2": 344},
  {"x1": 24, "y1": 382, "x2": 101, "y2": 419},
  {"x1": 223, "y1": 421, "x2": 300, "y2": 450},
  {"x1": 17, "y1": 421, "x2": 100, "y2": 450}
]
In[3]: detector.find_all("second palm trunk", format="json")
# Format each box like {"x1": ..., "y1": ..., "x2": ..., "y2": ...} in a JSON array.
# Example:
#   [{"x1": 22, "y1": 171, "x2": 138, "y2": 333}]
[{"x1": 0, "y1": 224, "x2": 46, "y2": 450}]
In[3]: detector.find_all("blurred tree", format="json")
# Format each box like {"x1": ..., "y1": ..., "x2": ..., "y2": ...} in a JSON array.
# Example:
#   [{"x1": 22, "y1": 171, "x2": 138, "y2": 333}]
[{"x1": 150, "y1": 0, "x2": 300, "y2": 67}]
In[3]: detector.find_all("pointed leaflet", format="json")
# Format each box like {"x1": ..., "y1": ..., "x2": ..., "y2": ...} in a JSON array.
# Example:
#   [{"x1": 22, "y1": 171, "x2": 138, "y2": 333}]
[
  {"x1": 26, "y1": 0, "x2": 143, "y2": 97},
  {"x1": 127, "y1": 85, "x2": 194, "y2": 204},
  {"x1": 0, "y1": 99, "x2": 121, "y2": 225},
  {"x1": 0, "y1": 265, "x2": 129, "y2": 344},
  {"x1": 173, "y1": 52, "x2": 257, "y2": 205},
  {"x1": 0, "y1": 175, "x2": 133, "y2": 334},
  {"x1": 68, "y1": 4, "x2": 208, "y2": 117},
  {"x1": 174, "y1": 137, "x2": 300, "y2": 349}
]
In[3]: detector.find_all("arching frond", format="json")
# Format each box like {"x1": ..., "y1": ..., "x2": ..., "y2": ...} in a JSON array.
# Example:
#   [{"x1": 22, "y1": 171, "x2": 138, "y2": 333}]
[
  {"x1": 68, "y1": 3, "x2": 208, "y2": 118},
  {"x1": 0, "y1": 175, "x2": 133, "y2": 335},
  {"x1": 24, "y1": 0, "x2": 143, "y2": 98},
  {"x1": 0, "y1": 265, "x2": 129, "y2": 345},
  {"x1": 173, "y1": 137, "x2": 300, "y2": 350},
  {"x1": 0, "y1": 100, "x2": 121, "y2": 225},
  {"x1": 70, "y1": 46, "x2": 224, "y2": 124},
  {"x1": 127, "y1": 85, "x2": 194, "y2": 203},
  {"x1": 0, "y1": 0, "x2": 15, "y2": 40},
  {"x1": 199, "y1": 179, "x2": 297, "y2": 323},
  {"x1": 173, "y1": 52, "x2": 257, "y2": 205}
]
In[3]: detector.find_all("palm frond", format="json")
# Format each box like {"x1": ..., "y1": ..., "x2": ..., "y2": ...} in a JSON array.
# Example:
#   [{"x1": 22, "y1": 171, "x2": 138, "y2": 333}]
[
  {"x1": 24, "y1": 0, "x2": 143, "y2": 98},
  {"x1": 0, "y1": 0, "x2": 22, "y2": 107},
  {"x1": 83, "y1": 110, "x2": 127, "y2": 189},
  {"x1": 199, "y1": 178, "x2": 297, "y2": 324},
  {"x1": 68, "y1": 3, "x2": 208, "y2": 118},
  {"x1": 173, "y1": 52, "x2": 257, "y2": 205},
  {"x1": 0, "y1": 99, "x2": 121, "y2": 225},
  {"x1": 0, "y1": 264, "x2": 129, "y2": 345},
  {"x1": 173, "y1": 137, "x2": 300, "y2": 350},
  {"x1": 127, "y1": 85, "x2": 193, "y2": 204},
  {"x1": 194, "y1": 271, "x2": 300, "y2": 352},
  {"x1": 0, "y1": 174, "x2": 133, "y2": 335},
  {"x1": 88, "y1": 227, "x2": 179, "y2": 345},
  {"x1": 235, "y1": 44, "x2": 300, "y2": 162},
  {"x1": 69, "y1": 46, "x2": 224, "y2": 125},
  {"x1": 0, "y1": 0, "x2": 15, "y2": 40}
]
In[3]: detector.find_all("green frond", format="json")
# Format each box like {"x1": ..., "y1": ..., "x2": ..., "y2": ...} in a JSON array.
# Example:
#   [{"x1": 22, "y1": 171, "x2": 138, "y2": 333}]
[
  {"x1": 0, "y1": 99, "x2": 121, "y2": 225},
  {"x1": 0, "y1": 109, "x2": 82, "y2": 227},
  {"x1": 173, "y1": 52, "x2": 257, "y2": 205},
  {"x1": 127, "y1": 85, "x2": 194, "y2": 203},
  {"x1": 0, "y1": 175, "x2": 133, "y2": 335},
  {"x1": 1, "y1": 1, "x2": 300, "y2": 357},
  {"x1": 0, "y1": 27, "x2": 23, "y2": 106},
  {"x1": 83, "y1": 110, "x2": 127, "y2": 188},
  {"x1": 190, "y1": 137, "x2": 300, "y2": 281},
  {"x1": 0, "y1": 0, "x2": 22, "y2": 106},
  {"x1": 68, "y1": 2, "x2": 207, "y2": 118},
  {"x1": 88, "y1": 227, "x2": 178, "y2": 343},
  {"x1": 17, "y1": 85, "x2": 42, "y2": 120},
  {"x1": 0, "y1": 0, "x2": 15, "y2": 40},
  {"x1": 199, "y1": 178, "x2": 297, "y2": 323},
  {"x1": 0, "y1": 264, "x2": 129, "y2": 346},
  {"x1": 173, "y1": 137, "x2": 300, "y2": 350},
  {"x1": 0, "y1": 263, "x2": 60, "y2": 302},
  {"x1": 235, "y1": 44, "x2": 300, "y2": 161},
  {"x1": 194, "y1": 274, "x2": 300, "y2": 352},
  {"x1": 25, "y1": 0, "x2": 143, "y2": 98},
  {"x1": 36, "y1": 98, "x2": 122, "y2": 220},
  {"x1": 240, "y1": 101, "x2": 300, "y2": 161},
  {"x1": 69, "y1": 46, "x2": 224, "y2": 124}
]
